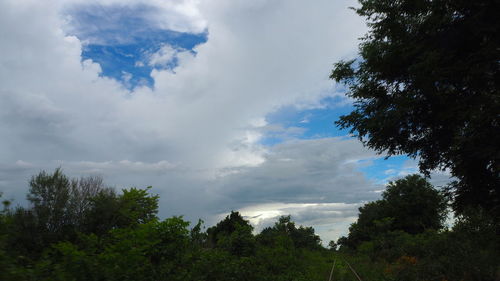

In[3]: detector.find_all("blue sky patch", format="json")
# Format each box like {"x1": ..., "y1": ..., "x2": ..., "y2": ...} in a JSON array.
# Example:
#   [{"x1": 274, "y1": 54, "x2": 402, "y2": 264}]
[
  {"x1": 65, "y1": 4, "x2": 207, "y2": 89},
  {"x1": 262, "y1": 96, "x2": 413, "y2": 184},
  {"x1": 357, "y1": 155, "x2": 415, "y2": 184},
  {"x1": 261, "y1": 96, "x2": 354, "y2": 145}
]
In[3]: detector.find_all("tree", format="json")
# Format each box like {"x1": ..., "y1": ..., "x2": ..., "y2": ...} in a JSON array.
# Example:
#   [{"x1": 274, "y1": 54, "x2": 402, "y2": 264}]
[
  {"x1": 257, "y1": 216, "x2": 322, "y2": 250},
  {"x1": 381, "y1": 175, "x2": 448, "y2": 233},
  {"x1": 206, "y1": 211, "x2": 255, "y2": 257},
  {"x1": 27, "y1": 168, "x2": 72, "y2": 234},
  {"x1": 26, "y1": 169, "x2": 110, "y2": 234},
  {"x1": 327, "y1": 240, "x2": 337, "y2": 251},
  {"x1": 83, "y1": 186, "x2": 159, "y2": 234},
  {"x1": 342, "y1": 175, "x2": 447, "y2": 248},
  {"x1": 330, "y1": 0, "x2": 500, "y2": 216}
]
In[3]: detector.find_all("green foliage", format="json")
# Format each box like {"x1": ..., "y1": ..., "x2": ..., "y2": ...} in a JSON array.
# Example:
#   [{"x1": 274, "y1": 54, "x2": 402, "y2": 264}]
[
  {"x1": 82, "y1": 188, "x2": 120, "y2": 235},
  {"x1": 207, "y1": 211, "x2": 256, "y2": 256},
  {"x1": 1, "y1": 169, "x2": 333, "y2": 280},
  {"x1": 341, "y1": 174, "x2": 447, "y2": 248},
  {"x1": 331, "y1": 0, "x2": 500, "y2": 217},
  {"x1": 257, "y1": 215, "x2": 322, "y2": 250},
  {"x1": 27, "y1": 168, "x2": 72, "y2": 234},
  {"x1": 381, "y1": 174, "x2": 448, "y2": 233},
  {"x1": 118, "y1": 186, "x2": 159, "y2": 226},
  {"x1": 3, "y1": 169, "x2": 497, "y2": 280},
  {"x1": 336, "y1": 175, "x2": 499, "y2": 280}
]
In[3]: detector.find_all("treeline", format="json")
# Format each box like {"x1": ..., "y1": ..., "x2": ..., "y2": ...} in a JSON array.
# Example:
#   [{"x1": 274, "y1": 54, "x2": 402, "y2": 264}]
[
  {"x1": 0, "y1": 168, "x2": 333, "y2": 281},
  {"x1": 1, "y1": 170, "x2": 498, "y2": 280}
]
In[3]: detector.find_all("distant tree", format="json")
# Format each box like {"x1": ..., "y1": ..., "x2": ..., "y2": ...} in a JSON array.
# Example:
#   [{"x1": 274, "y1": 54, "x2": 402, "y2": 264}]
[
  {"x1": 382, "y1": 175, "x2": 448, "y2": 233},
  {"x1": 118, "y1": 186, "x2": 159, "y2": 226},
  {"x1": 190, "y1": 219, "x2": 207, "y2": 247},
  {"x1": 257, "y1": 216, "x2": 322, "y2": 250},
  {"x1": 206, "y1": 211, "x2": 255, "y2": 257},
  {"x1": 330, "y1": 0, "x2": 500, "y2": 216},
  {"x1": 8, "y1": 168, "x2": 159, "y2": 253},
  {"x1": 82, "y1": 188, "x2": 121, "y2": 235},
  {"x1": 343, "y1": 175, "x2": 447, "y2": 248},
  {"x1": 68, "y1": 175, "x2": 107, "y2": 227},
  {"x1": 26, "y1": 168, "x2": 110, "y2": 234},
  {"x1": 27, "y1": 168, "x2": 72, "y2": 234},
  {"x1": 83, "y1": 186, "x2": 159, "y2": 234},
  {"x1": 327, "y1": 240, "x2": 337, "y2": 251}
]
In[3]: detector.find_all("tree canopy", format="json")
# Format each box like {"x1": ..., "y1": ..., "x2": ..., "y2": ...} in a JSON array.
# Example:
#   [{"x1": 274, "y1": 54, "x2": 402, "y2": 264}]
[
  {"x1": 331, "y1": 0, "x2": 500, "y2": 216},
  {"x1": 342, "y1": 174, "x2": 447, "y2": 248}
]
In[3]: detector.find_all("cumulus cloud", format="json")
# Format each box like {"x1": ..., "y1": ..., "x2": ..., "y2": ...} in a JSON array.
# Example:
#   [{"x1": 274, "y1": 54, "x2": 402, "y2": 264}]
[
  {"x1": 62, "y1": 0, "x2": 207, "y2": 43},
  {"x1": 147, "y1": 44, "x2": 180, "y2": 67},
  {"x1": 215, "y1": 138, "x2": 380, "y2": 205},
  {"x1": 0, "y1": 0, "x2": 369, "y2": 242}
]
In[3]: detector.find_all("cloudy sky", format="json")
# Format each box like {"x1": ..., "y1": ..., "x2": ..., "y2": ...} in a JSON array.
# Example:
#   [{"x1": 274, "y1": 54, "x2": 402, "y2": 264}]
[{"x1": 0, "y1": 0, "x2": 450, "y2": 243}]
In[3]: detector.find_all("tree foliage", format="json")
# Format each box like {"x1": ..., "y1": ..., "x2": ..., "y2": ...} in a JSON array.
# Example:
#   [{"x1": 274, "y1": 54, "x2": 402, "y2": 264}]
[
  {"x1": 336, "y1": 176, "x2": 498, "y2": 281},
  {"x1": 0, "y1": 170, "x2": 498, "y2": 280},
  {"x1": 257, "y1": 215, "x2": 322, "y2": 250},
  {"x1": 331, "y1": 0, "x2": 500, "y2": 216},
  {"x1": 342, "y1": 175, "x2": 447, "y2": 248},
  {"x1": 206, "y1": 211, "x2": 256, "y2": 257}
]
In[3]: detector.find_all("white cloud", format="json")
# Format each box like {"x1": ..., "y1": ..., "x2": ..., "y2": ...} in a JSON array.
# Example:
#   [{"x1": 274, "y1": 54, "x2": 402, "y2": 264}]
[
  {"x1": 147, "y1": 44, "x2": 181, "y2": 67},
  {"x1": 237, "y1": 202, "x2": 361, "y2": 243},
  {"x1": 0, "y1": 0, "x2": 368, "y2": 241},
  {"x1": 213, "y1": 138, "x2": 380, "y2": 206},
  {"x1": 62, "y1": 0, "x2": 207, "y2": 41}
]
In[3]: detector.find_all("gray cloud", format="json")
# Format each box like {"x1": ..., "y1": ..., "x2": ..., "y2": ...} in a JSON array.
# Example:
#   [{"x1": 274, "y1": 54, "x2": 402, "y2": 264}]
[
  {"x1": 215, "y1": 138, "x2": 381, "y2": 206},
  {"x1": 0, "y1": 0, "x2": 369, "y2": 242}
]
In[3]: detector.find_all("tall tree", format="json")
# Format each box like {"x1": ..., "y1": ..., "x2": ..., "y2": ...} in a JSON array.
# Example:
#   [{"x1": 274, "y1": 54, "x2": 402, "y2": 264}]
[
  {"x1": 27, "y1": 168, "x2": 72, "y2": 234},
  {"x1": 27, "y1": 169, "x2": 112, "y2": 234},
  {"x1": 331, "y1": 0, "x2": 500, "y2": 215}
]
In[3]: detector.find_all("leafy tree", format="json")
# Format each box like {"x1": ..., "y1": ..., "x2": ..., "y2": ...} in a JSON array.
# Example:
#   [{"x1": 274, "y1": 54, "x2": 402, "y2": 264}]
[
  {"x1": 27, "y1": 168, "x2": 72, "y2": 234},
  {"x1": 68, "y1": 175, "x2": 108, "y2": 227},
  {"x1": 26, "y1": 169, "x2": 111, "y2": 236},
  {"x1": 189, "y1": 219, "x2": 207, "y2": 247},
  {"x1": 330, "y1": 0, "x2": 500, "y2": 216},
  {"x1": 81, "y1": 188, "x2": 121, "y2": 235},
  {"x1": 382, "y1": 174, "x2": 448, "y2": 233},
  {"x1": 342, "y1": 175, "x2": 447, "y2": 248},
  {"x1": 82, "y1": 186, "x2": 159, "y2": 234},
  {"x1": 207, "y1": 211, "x2": 255, "y2": 257},
  {"x1": 327, "y1": 240, "x2": 337, "y2": 251},
  {"x1": 257, "y1": 216, "x2": 322, "y2": 250},
  {"x1": 118, "y1": 186, "x2": 159, "y2": 225}
]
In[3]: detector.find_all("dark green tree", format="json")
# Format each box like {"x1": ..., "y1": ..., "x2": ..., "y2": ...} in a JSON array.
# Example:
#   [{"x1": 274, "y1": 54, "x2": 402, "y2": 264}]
[
  {"x1": 206, "y1": 211, "x2": 256, "y2": 257},
  {"x1": 83, "y1": 186, "x2": 159, "y2": 234},
  {"x1": 382, "y1": 174, "x2": 448, "y2": 233},
  {"x1": 342, "y1": 175, "x2": 447, "y2": 248},
  {"x1": 330, "y1": 0, "x2": 500, "y2": 216},
  {"x1": 118, "y1": 186, "x2": 159, "y2": 226},
  {"x1": 82, "y1": 188, "x2": 121, "y2": 235},
  {"x1": 257, "y1": 216, "x2": 322, "y2": 250}
]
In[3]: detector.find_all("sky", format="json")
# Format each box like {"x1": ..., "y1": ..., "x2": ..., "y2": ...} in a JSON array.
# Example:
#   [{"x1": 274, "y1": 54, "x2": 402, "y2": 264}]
[{"x1": 0, "y1": 0, "x2": 451, "y2": 244}]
